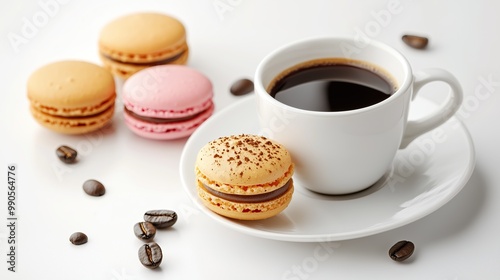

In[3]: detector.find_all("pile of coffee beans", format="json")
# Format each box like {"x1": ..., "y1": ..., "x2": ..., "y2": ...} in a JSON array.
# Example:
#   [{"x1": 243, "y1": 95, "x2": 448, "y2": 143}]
[
  {"x1": 134, "y1": 209, "x2": 177, "y2": 269},
  {"x1": 54, "y1": 146, "x2": 181, "y2": 269}
]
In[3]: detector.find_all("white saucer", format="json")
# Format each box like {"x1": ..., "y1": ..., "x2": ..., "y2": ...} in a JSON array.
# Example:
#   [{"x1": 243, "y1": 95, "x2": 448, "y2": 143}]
[{"x1": 179, "y1": 95, "x2": 475, "y2": 242}]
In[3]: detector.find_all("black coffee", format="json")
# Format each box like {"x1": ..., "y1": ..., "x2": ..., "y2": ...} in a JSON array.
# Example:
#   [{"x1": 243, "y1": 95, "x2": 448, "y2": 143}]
[{"x1": 268, "y1": 59, "x2": 396, "y2": 112}]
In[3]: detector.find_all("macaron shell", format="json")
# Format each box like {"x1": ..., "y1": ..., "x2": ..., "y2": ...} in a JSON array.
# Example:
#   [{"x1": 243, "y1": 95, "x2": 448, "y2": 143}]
[
  {"x1": 123, "y1": 101, "x2": 214, "y2": 140},
  {"x1": 27, "y1": 60, "x2": 115, "y2": 114},
  {"x1": 30, "y1": 105, "x2": 114, "y2": 134},
  {"x1": 196, "y1": 180, "x2": 294, "y2": 220},
  {"x1": 99, "y1": 12, "x2": 187, "y2": 63},
  {"x1": 100, "y1": 48, "x2": 189, "y2": 79},
  {"x1": 122, "y1": 65, "x2": 212, "y2": 117}
]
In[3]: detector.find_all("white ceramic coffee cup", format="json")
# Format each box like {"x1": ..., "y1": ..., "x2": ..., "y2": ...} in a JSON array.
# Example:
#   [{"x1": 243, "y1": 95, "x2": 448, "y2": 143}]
[{"x1": 255, "y1": 37, "x2": 463, "y2": 195}]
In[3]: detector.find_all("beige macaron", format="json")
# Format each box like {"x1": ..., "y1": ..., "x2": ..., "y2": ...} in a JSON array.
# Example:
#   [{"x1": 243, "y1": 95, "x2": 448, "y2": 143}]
[
  {"x1": 27, "y1": 60, "x2": 116, "y2": 134},
  {"x1": 98, "y1": 12, "x2": 189, "y2": 79},
  {"x1": 195, "y1": 134, "x2": 294, "y2": 220}
]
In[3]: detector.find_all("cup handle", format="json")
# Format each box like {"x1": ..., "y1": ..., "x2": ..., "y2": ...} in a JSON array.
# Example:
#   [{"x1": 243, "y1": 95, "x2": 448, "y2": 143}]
[{"x1": 400, "y1": 68, "x2": 463, "y2": 149}]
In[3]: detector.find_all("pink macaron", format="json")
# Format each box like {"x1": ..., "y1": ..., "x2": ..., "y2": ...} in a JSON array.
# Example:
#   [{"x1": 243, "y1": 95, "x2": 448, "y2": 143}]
[{"x1": 122, "y1": 65, "x2": 214, "y2": 139}]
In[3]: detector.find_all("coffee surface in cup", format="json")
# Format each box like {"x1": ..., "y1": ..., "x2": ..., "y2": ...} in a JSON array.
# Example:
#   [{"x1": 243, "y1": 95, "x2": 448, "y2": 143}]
[{"x1": 268, "y1": 58, "x2": 397, "y2": 112}]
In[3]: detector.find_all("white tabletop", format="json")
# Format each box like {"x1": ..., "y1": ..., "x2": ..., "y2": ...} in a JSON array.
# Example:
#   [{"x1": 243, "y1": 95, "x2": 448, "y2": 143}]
[{"x1": 1, "y1": 1, "x2": 498, "y2": 279}]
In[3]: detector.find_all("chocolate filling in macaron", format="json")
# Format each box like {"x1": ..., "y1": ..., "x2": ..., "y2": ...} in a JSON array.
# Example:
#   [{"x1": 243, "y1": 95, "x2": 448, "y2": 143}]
[
  {"x1": 101, "y1": 50, "x2": 187, "y2": 67},
  {"x1": 201, "y1": 180, "x2": 292, "y2": 204},
  {"x1": 123, "y1": 106, "x2": 209, "y2": 124}
]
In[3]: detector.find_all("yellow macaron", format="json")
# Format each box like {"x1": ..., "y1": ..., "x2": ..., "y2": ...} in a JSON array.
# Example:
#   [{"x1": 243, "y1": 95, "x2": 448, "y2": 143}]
[
  {"x1": 98, "y1": 12, "x2": 189, "y2": 79},
  {"x1": 27, "y1": 60, "x2": 116, "y2": 134},
  {"x1": 195, "y1": 134, "x2": 294, "y2": 220}
]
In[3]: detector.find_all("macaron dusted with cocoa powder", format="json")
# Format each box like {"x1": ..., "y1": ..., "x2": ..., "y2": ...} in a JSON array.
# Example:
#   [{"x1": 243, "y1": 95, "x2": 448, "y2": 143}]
[
  {"x1": 195, "y1": 134, "x2": 294, "y2": 220},
  {"x1": 98, "y1": 12, "x2": 189, "y2": 79}
]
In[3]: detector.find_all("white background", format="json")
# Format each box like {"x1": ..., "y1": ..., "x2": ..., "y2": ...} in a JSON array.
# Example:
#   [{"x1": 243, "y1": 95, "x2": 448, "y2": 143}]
[{"x1": 1, "y1": 0, "x2": 499, "y2": 279}]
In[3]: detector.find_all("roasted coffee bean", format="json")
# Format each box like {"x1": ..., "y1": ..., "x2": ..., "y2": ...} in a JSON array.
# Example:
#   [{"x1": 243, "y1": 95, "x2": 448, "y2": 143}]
[
  {"x1": 56, "y1": 145, "x2": 77, "y2": 163},
  {"x1": 138, "y1": 242, "x2": 163, "y2": 269},
  {"x1": 134, "y1": 222, "x2": 156, "y2": 241},
  {"x1": 69, "y1": 232, "x2": 88, "y2": 245},
  {"x1": 230, "y1": 78, "x2": 254, "y2": 96},
  {"x1": 389, "y1": 240, "x2": 415, "y2": 262},
  {"x1": 82, "y1": 179, "x2": 106, "y2": 196},
  {"x1": 144, "y1": 210, "x2": 177, "y2": 229},
  {"x1": 402, "y1": 35, "x2": 428, "y2": 49}
]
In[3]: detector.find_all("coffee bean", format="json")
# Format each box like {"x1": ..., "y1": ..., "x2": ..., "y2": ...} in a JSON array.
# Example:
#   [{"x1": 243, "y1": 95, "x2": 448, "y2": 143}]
[
  {"x1": 144, "y1": 210, "x2": 177, "y2": 229},
  {"x1": 402, "y1": 35, "x2": 428, "y2": 49},
  {"x1": 134, "y1": 222, "x2": 156, "y2": 241},
  {"x1": 138, "y1": 242, "x2": 163, "y2": 269},
  {"x1": 82, "y1": 179, "x2": 106, "y2": 196},
  {"x1": 56, "y1": 145, "x2": 77, "y2": 163},
  {"x1": 389, "y1": 240, "x2": 415, "y2": 262},
  {"x1": 230, "y1": 78, "x2": 254, "y2": 96},
  {"x1": 69, "y1": 232, "x2": 88, "y2": 245}
]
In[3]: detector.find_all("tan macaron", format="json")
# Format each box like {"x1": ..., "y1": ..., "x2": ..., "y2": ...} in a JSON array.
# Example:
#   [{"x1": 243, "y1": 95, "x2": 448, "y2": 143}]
[
  {"x1": 27, "y1": 60, "x2": 116, "y2": 134},
  {"x1": 195, "y1": 134, "x2": 294, "y2": 220},
  {"x1": 98, "y1": 12, "x2": 189, "y2": 79}
]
